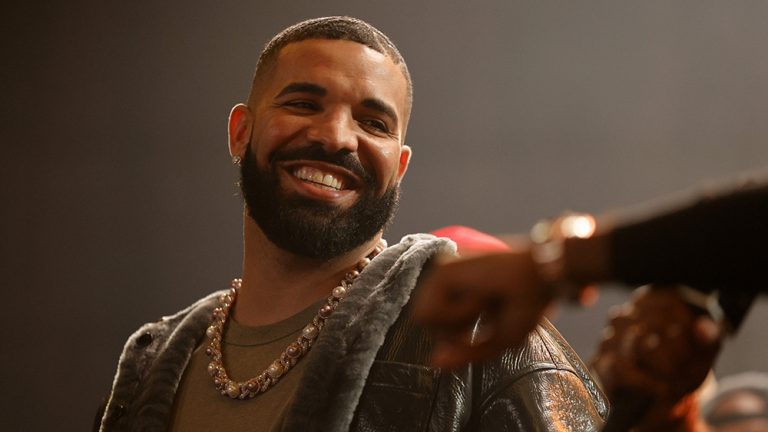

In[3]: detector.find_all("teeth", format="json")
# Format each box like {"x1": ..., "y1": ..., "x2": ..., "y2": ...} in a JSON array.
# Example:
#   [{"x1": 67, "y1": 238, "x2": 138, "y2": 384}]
[{"x1": 293, "y1": 167, "x2": 344, "y2": 190}]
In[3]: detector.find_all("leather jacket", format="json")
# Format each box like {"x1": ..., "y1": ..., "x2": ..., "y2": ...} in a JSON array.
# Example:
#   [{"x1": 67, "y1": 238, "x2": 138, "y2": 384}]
[
  {"x1": 351, "y1": 301, "x2": 608, "y2": 431},
  {"x1": 98, "y1": 235, "x2": 607, "y2": 431}
]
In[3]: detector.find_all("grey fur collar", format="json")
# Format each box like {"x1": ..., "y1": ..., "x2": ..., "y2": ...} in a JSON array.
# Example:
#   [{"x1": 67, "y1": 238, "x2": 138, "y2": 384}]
[
  {"x1": 102, "y1": 292, "x2": 221, "y2": 431},
  {"x1": 282, "y1": 234, "x2": 454, "y2": 432},
  {"x1": 101, "y1": 234, "x2": 454, "y2": 432}
]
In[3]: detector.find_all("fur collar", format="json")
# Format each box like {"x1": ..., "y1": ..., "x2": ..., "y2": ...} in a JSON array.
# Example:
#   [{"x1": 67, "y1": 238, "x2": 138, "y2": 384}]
[{"x1": 282, "y1": 234, "x2": 454, "y2": 431}]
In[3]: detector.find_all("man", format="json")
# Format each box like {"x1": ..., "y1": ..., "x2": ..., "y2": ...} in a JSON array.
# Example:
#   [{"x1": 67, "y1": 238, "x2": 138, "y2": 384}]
[{"x1": 97, "y1": 17, "x2": 606, "y2": 431}]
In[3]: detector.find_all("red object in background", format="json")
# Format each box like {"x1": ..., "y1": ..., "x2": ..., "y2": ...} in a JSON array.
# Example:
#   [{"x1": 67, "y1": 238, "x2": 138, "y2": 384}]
[{"x1": 431, "y1": 225, "x2": 510, "y2": 254}]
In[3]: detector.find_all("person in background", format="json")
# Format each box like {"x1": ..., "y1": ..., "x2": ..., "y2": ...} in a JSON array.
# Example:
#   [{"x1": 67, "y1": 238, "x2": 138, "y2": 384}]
[
  {"x1": 701, "y1": 372, "x2": 768, "y2": 432},
  {"x1": 414, "y1": 172, "x2": 765, "y2": 369},
  {"x1": 591, "y1": 285, "x2": 721, "y2": 431}
]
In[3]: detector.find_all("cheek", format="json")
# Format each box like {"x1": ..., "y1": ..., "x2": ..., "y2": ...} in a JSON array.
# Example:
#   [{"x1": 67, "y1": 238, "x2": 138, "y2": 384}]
[
  {"x1": 369, "y1": 144, "x2": 402, "y2": 188},
  {"x1": 251, "y1": 116, "x2": 305, "y2": 163}
]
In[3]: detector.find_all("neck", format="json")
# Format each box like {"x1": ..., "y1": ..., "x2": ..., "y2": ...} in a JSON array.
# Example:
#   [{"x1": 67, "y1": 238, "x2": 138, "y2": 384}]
[{"x1": 232, "y1": 210, "x2": 383, "y2": 326}]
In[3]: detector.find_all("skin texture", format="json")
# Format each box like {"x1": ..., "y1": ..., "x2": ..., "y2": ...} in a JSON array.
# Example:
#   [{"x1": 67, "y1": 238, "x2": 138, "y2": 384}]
[
  {"x1": 231, "y1": 39, "x2": 411, "y2": 200},
  {"x1": 225, "y1": 39, "x2": 412, "y2": 327},
  {"x1": 591, "y1": 286, "x2": 722, "y2": 431},
  {"x1": 414, "y1": 225, "x2": 611, "y2": 369},
  {"x1": 413, "y1": 239, "x2": 555, "y2": 369}
]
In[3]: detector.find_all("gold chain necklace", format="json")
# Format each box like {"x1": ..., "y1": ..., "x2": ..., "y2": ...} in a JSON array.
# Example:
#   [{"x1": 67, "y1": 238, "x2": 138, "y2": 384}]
[{"x1": 205, "y1": 240, "x2": 386, "y2": 399}]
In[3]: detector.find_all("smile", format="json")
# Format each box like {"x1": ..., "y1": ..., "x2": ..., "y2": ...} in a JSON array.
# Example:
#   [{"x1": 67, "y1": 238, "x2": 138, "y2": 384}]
[{"x1": 293, "y1": 167, "x2": 345, "y2": 191}]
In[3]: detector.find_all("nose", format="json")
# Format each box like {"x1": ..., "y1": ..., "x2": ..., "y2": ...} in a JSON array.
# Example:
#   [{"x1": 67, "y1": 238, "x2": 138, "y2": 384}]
[{"x1": 306, "y1": 108, "x2": 358, "y2": 154}]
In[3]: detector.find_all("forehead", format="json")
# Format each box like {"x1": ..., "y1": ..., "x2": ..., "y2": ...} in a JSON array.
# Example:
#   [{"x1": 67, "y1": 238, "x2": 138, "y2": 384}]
[
  {"x1": 262, "y1": 40, "x2": 408, "y2": 111},
  {"x1": 716, "y1": 391, "x2": 767, "y2": 413}
]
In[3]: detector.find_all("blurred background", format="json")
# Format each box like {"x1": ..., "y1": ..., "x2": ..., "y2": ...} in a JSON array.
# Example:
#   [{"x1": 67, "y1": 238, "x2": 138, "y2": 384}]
[{"x1": 3, "y1": 1, "x2": 767, "y2": 430}]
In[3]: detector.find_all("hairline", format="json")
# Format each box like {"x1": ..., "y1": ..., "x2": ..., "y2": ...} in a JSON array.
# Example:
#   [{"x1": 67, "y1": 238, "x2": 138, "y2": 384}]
[
  {"x1": 246, "y1": 18, "x2": 413, "y2": 130},
  {"x1": 248, "y1": 38, "x2": 412, "y2": 114}
]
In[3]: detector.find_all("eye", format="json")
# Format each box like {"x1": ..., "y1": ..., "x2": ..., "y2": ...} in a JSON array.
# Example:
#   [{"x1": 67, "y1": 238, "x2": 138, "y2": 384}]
[
  {"x1": 280, "y1": 100, "x2": 320, "y2": 112},
  {"x1": 360, "y1": 118, "x2": 390, "y2": 134}
]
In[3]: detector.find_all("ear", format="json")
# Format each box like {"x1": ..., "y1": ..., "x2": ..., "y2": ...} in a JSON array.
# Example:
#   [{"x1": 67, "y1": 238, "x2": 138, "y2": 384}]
[
  {"x1": 228, "y1": 103, "x2": 253, "y2": 158},
  {"x1": 396, "y1": 145, "x2": 412, "y2": 182}
]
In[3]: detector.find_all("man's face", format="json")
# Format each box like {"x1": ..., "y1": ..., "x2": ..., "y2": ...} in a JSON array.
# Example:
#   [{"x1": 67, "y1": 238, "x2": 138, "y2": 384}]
[{"x1": 236, "y1": 39, "x2": 411, "y2": 259}]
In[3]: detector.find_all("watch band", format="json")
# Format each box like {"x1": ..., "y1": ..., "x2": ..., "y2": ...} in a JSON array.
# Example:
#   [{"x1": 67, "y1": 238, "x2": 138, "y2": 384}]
[{"x1": 530, "y1": 212, "x2": 596, "y2": 300}]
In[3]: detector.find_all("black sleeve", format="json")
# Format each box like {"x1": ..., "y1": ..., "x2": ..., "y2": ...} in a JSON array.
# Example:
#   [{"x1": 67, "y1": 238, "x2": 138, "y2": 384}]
[{"x1": 609, "y1": 177, "x2": 768, "y2": 294}]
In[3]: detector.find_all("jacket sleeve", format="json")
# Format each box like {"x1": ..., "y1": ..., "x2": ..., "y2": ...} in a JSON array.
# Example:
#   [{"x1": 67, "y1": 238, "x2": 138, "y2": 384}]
[
  {"x1": 473, "y1": 319, "x2": 608, "y2": 431},
  {"x1": 611, "y1": 177, "x2": 768, "y2": 291}
]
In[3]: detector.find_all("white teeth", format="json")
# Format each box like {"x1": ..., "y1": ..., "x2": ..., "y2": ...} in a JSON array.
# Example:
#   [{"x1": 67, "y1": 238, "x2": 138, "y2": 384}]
[{"x1": 293, "y1": 167, "x2": 344, "y2": 190}]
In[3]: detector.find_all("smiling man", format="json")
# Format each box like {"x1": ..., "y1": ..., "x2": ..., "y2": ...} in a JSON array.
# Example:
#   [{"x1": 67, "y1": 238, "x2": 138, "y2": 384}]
[{"x1": 97, "y1": 17, "x2": 607, "y2": 432}]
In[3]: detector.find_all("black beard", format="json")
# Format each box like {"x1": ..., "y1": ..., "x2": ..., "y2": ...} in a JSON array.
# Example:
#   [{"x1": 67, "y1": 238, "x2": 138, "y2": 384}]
[{"x1": 239, "y1": 145, "x2": 400, "y2": 260}]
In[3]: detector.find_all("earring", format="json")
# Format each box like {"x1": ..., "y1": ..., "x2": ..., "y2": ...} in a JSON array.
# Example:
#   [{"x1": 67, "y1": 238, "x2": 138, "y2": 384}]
[{"x1": 232, "y1": 155, "x2": 242, "y2": 166}]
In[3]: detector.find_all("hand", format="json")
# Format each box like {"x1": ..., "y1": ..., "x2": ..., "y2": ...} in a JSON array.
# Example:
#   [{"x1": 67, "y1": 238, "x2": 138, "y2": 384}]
[
  {"x1": 412, "y1": 242, "x2": 554, "y2": 369},
  {"x1": 592, "y1": 285, "x2": 723, "y2": 431}
]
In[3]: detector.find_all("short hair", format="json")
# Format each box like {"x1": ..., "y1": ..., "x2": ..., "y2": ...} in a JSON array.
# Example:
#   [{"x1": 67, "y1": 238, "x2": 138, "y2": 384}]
[
  {"x1": 702, "y1": 372, "x2": 768, "y2": 427},
  {"x1": 248, "y1": 16, "x2": 412, "y2": 115}
]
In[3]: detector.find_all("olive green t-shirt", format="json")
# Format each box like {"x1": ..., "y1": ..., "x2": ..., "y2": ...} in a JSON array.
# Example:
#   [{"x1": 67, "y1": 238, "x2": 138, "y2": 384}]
[{"x1": 169, "y1": 300, "x2": 322, "y2": 432}]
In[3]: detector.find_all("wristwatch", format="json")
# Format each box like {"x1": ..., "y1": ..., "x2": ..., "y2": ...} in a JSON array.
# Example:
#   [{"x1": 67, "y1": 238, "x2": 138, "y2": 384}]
[{"x1": 530, "y1": 212, "x2": 596, "y2": 300}]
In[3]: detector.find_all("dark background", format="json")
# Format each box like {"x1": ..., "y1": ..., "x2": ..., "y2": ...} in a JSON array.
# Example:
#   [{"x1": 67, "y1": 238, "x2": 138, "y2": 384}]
[{"x1": 3, "y1": 1, "x2": 767, "y2": 430}]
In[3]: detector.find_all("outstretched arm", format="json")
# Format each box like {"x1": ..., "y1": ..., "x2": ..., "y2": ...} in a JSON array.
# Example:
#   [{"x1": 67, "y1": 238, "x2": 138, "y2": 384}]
[{"x1": 414, "y1": 173, "x2": 766, "y2": 367}]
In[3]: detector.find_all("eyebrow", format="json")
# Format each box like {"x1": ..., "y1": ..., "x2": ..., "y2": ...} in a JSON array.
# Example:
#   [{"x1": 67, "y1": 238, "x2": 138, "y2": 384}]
[
  {"x1": 362, "y1": 98, "x2": 398, "y2": 126},
  {"x1": 275, "y1": 82, "x2": 326, "y2": 98}
]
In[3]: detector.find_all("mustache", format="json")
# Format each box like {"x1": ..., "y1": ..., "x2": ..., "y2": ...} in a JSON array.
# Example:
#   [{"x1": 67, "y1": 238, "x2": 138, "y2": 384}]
[{"x1": 270, "y1": 145, "x2": 373, "y2": 184}]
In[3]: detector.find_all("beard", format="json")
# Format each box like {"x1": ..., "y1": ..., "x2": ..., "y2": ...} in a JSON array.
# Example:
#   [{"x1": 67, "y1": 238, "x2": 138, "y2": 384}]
[{"x1": 239, "y1": 145, "x2": 400, "y2": 260}]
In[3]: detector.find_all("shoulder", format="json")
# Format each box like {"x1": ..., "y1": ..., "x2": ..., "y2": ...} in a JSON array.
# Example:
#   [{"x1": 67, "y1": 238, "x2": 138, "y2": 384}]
[
  {"x1": 354, "y1": 234, "x2": 455, "y2": 293},
  {"x1": 385, "y1": 233, "x2": 456, "y2": 263},
  {"x1": 475, "y1": 318, "x2": 609, "y2": 429},
  {"x1": 125, "y1": 292, "x2": 222, "y2": 351},
  {"x1": 113, "y1": 291, "x2": 222, "y2": 384},
  {"x1": 99, "y1": 292, "x2": 223, "y2": 430}
]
